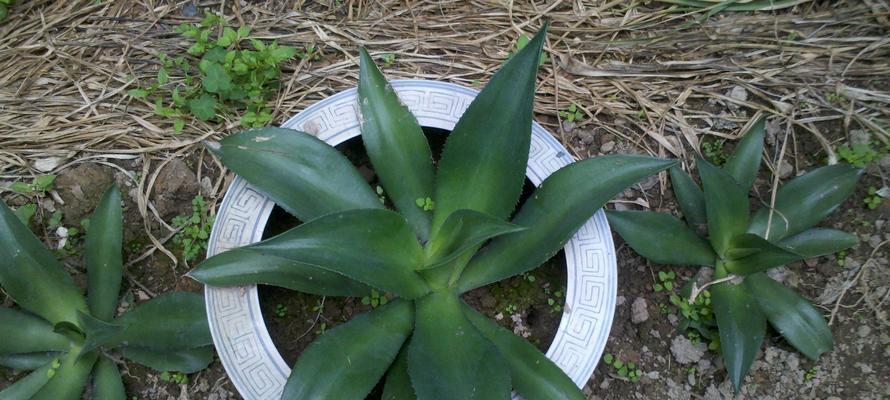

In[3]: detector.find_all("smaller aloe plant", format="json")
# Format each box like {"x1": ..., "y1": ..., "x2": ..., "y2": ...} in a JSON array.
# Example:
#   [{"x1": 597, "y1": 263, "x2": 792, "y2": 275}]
[
  {"x1": 0, "y1": 185, "x2": 213, "y2": 399},
  {"x1": 607, "y1": 117, "x2": 862, "y2": 391}
]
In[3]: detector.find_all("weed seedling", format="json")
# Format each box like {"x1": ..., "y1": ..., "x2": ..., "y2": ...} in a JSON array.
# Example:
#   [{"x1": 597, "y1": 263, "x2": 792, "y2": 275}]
[
  {"x1": 864, "y1": 186, "x2": 883, "y2": 209},
  {"x1": 274, "y1": 303, "x2": 288, "y2": 318},
  {"x1": 653, "y1": 270, "x2": 676, "y2": 292},
  {"x1": 380, "y1": 53, "x2": 396, "y2": 67},
  {"x1": 361, "y1": 288, "x2": 388, "y2": 308},
  {"x1": 602, "y1": 353, "x2": 643, "y2": 382},
  {"x1": 415, "y1": 197, "x2": 434, "y2": 211},
  {"x1": 701, "y1": 138, "x2": 727, "y2": 165},
  {"x1": 837, "y1": 142, "x2": 882, "y2": 168},
  {"x1": 160, "y1": 371, "x2": 189, "y2": 385},
  {"x1": 172, "y1": 195, "x2": 214, "y2": 263},
  {"x1": 836, "y1": 250, "x2": 847, "y2": 267},
  {"x1": 508, "y1": 34, "x2": 549, "y2": 66},
  {"x1": 559, "y1": 103, "x2": 583, "y2": 123},
  {"x1": 9, "y1": 175, "x2": 56, "y2": 195},
  {"x1": 804, "y1": 366, "x2": 818, "y2": 381}
]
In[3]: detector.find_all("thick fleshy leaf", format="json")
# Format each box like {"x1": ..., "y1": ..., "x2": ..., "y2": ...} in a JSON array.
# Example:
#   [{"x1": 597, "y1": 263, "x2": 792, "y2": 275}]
[
  {"x1": 31, "y1": 350, "x2": 98, "y2": 400},
  {"x1": 669, "y1": 166, "x2": 706, "y2": 226},
  {"x1": 109, "y1": 292, "x2": 211, "y2": 351},
  {"x1": 430, "y1": 26, "x2": 547, "y2": 232},
  {"x1": 193, "y1": 209, "x2": 428, "y2": 298},
  {"x1": 744, "y1": 273, "x2": 832, "y2": 360},
  {"x1": 463, "y1": 304, "x2": 585, "y2": 400},
  {"x1": 724, "y1": 233, "x2": 802, "y2": 275},
  {"x1": 92, "y1": 357, "x2": 126, "y2": 400},
  {"x1": 698, "y1": 157, "x2": 748, "y2": 258},
  {"x1": 723, "y1": 116, "x2": 765, "y2": 191},
  {"x1": 0, "y1": 352, "x2": 61, "y2": 370},
  {"x1": 408, "y1": 291, "x2": 510, "y2": 400},
  {"x1": 0, "y1": 307, "x2": 70, "y2": 354},
  {"x1": 458, "y1": 156, "x2": 676, "y2": 292},
  {"x1": 748, "y1": 164, "x2": 861, "y2": 241},
  {"x1": 0, "y1": 361, "x2": 54, "y2": 399},
  {"x1": 282, "y1": 299, "x2": 413, "y2": 400},
  {"x1": 471, "y1": 347, "x2": 512, "y2": 400},
  {"x1": 119, "y1": 346, "x2": 214, "y2": 373},
  {"x1": 188, "y1": 249, "x2": 371, "y2": 296},
  {"x1": 711, "y1": 263, "x2": 766, "y2": 393},
  {"x1": 358, "y1": 48, "x2": 435, "y2": 240},
  {"x1": 382, "y1": 347, "x2": 416, "y2": 400},
  {"x1": 778, "y1": 228, "x2": 858, "y2": 257},
  {"x1": 85, "y1": 185, "x2": 123, "y2": 321},
  {"x1": 606, "y1": 210, "x2": 715, "y2": 267},
  {"x1": 0, "y1": 201, "x2": 87, "y2": 325},
  {"x1": 423, "y1": 209, "x2": 526, "y2": 270},
  {"x1": 206, "y1": 127, "x2": 383, "y2": 222}
]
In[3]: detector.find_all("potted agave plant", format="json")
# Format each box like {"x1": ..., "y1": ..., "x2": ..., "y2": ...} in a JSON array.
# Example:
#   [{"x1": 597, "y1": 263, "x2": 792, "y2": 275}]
[
  {"x1": 607, "y1": 118, "x2": 862, "y2": 391},
  {"x1": 190, "y1": 26, "x2": 675, "y2": 399},
  {"x1": 0, "y1": 185, "x2": 213, "y2": 399}
]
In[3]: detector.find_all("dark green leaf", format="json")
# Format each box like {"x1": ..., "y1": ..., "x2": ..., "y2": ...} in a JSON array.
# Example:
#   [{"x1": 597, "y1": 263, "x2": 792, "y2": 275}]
[
  {"x1": 463, "y1": 303, "x2": 585, "y2": 400},
  {"x1": 194, "y1": 209, "x2": 429, "y2": 298},
  {"x1": 188, "y1": 248, "x2": 371, "y2": 296},
  {"x1": 13, "y1": 203, "x2": 37, "y2": 226},
  {"x1": 408, "y1": 291, "x2": 510, "y2": 400},
  {"x1": 606, "y1": 210, "x2": 715, "y2": 267},
  {"x1": 711, "y1": 263, "x2": 765, "y2": 393},
  {"x1": 0, "y1": 361, "x2": 54, "y2": 399},
  {"x1": 85, "y1": 185, "x2": 123, "y2": 321},
  {"x1": 778, "y1": 228, "x2": 858, "y2": 257},
  {"x1": 458, "y1": 155, "x2": 675, "y2": 292},
  {"x1": 110, "y1": 292, "x2": 211, "y2": 351},
  {"x1": 0, "y1": 307, "x2": 70, "y2": 354},
  {"x1": 669, "y1": 166, "x2": 707, "y2": 226},
  {"x1": 698, "y1": 157, "x2": 748, "y2": 258},
  {"x1": 31, "y1": 350, "x2": 97, "y2": 400},
  {"x1": 358, "y1": 47, "x2": 435, "y2": 239},
  {"x1": 430, "y1": 26, "x2": 547, "y2": 232},
  {"x1": 0, "y1": 352, "x2": 61, "y2": 370},
  {"x1": 744, "y1": 273, "x2": 832, "y2": 360},
  {"x1": 423, "y1": 209, "x2": 525, "y2": 270},
  {"x1": 723, "y1": 116, "x2": 765, "y2": 190},
  {"x1": 0, "y1": 201, "x2": 87, "y2": 325},
  {"x1": 188, "y1": 94, "x2": 217, "y2": 121},
  {"x1": 206, "y1": 127, "x2": 383, "y2": 221},
  {"x1": 119, "y1": 346, "x2": 214, "y2": 373},
  {"x1": 92, "y1": 357, "x2": 126, "y2": 400},
  {"x1": 748, "y1": 164, "x2": 861, "y2": 240},
  {"x1": 282, "y1": 300, "x2": 413, "y2": 400},
  {"x1": 724, "y1": 233, "x2": 802, "y2": 275},
  {"x1": 382, "y1": 347, "x2": 416, "y2": 400}
]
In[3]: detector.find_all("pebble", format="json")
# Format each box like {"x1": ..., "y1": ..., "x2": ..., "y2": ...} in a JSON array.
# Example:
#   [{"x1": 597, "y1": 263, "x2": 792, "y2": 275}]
[
  {"x1": 729, "y1": 85, "x2": 748, "y2": 102},
  {"x1": 600, "y1": 141, "x2": 616, "y2": 153},
  {"x1": 778, "y1": 159, "x2": 794, "y2": 179},
  {"x1": 670, "y1": 335, "x2": 706, "y2": 364},
  {"x1": 631, "y1": 297, "x2": 649, "y2": 324},
  {"x1": 857, "y1": 325, "x2": 871, "y2": 338},
  {"x1": 616, "y1": 295, "x2": 626, "y2": 306}
]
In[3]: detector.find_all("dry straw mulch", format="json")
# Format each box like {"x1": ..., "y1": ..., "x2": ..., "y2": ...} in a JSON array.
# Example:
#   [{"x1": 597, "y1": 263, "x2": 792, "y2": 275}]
[{"x1": 0, "y1": 0, "x2": 888, "y2": 255}]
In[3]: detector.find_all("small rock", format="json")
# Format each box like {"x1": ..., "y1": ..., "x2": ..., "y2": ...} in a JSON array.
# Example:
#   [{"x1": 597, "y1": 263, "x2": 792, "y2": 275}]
[
  {"x1": 636, "y1": 175, "x2": 658, "y2": 191},
  {"x1": 56, "y1": 163, "x2": 115, "y2": 226},
  {"x1": 857, "y1": 325, "x2": 872, "y2": 338},
  {"x1": 778, "y1": 159, "x2": 794, "y2": 179},
  {"x1": 631, "y1": 297, "x2": 649, "y2": 324},
  {"x1": 850, "y1": 129, "x2": 871, "y2": 146},
  {"x1": 880, "y1": 155, "x2": 890, "y2": 170},
  {"x1": 135, "y1": 290, "x2": 150, "y2": 301},
  {"x1": 869, "y1": 235, "x2": 882, "y2": 249},
  {"x1": 729, "y1": 85, "x2": 748, "y2": 102},
  {"x1": 152, "y1": 159, "x2": 199, "y2": 219},
  {"x1": 670, "y1": 335, "x2": 706, "y2": 365},
  {"x1": 616, "y1": 295, "x2": 626, "y2": 306},
  {"x1": 646, "y1": 371, "x2": 660, "y2": 380},
  {"x1": 600, "y1": 141, "x2": 616, "y2": 153}
]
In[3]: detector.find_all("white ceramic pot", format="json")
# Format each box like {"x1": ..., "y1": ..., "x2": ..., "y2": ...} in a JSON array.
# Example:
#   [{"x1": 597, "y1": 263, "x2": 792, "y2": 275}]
[{"x1": 205, "y1": 80, "x2": 617, "y2": 399}]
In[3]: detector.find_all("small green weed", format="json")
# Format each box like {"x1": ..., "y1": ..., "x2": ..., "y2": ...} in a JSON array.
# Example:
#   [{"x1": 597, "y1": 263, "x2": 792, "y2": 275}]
[
  {"x1": 315, "y1": 322, "x2": 328, "y2": 335},
  {"x1": 415, "y1": 197, "x2": 434, "y2": 211},
  {"x1": 508, "y1": 34, "x2": 549, "y2": 66},
  {"x1": 9, "y1": 175, "x2": 56, "y2": 195},
  {"x1": 380, "y1": 53, "x2": 396, "y2": 67},
  {"x1": 172, "y1": 195, "x2": 214, "y2": 262},
  {"x1": 375, "y1": 185, "x2": 386, "y2": 204},
  {"x1": 0, "y1": 0, "x2": 13, "y2": 21},
  {"x1": 160, "y1": 371, "x2": 189, "y2": 385},
  {"x1": 361, "y1": 288, "x2": 388, "y2": 308},
  {"x1": 701, "y1": 138, "x2": 727, "y2": 165},
  {"x1": 837, "y1": 142, "x2": 882, "y2": 168},
  {"x1": 671, "y1": 290, "x2": 720, "y2": 351},
  {"x1": 836, "y1": 250, "x2": 848, "y2": 267},
  {"x1": 653, "y1": 270, "x2": 676, "y2": 292},
  {"x1": 543, "y1": 286, "x2": 564, "y2": 313},
  {"x1": 864, "y1": 186, "x2": 884, "y2": 209},
  {"x1": 804, "y1": 366, "x2": 818, "y2": 381},
  {"x1": 559, "y1": 103, "x2": 583, "y2": 123},
  {"x1": 825, "y1": 92, "x2": 844, "y2": 105},
  {"x1": 13, "y1": 204, "x2": 37, "y2": 225},
  {"x1": 128, "y1": 12, "x2": 297, "y2": 130},
  {"x1": 295, "y1": 44, "x2": 322, "y2": 61},
  {"x1": 274, "y1": 303, "x2": 288, "y2": 318},
  {"x1": 602, "y1": 353, "x2": 643, "y2": 382}
]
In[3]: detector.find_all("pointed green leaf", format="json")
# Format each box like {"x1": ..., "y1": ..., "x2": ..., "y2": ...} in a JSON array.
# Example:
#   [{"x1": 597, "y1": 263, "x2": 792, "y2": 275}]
[
  {"x1": 748, "y1": 164, "x2": 861, "y2": 240},
  {"x1": 711, "y1": 263, "x2": 765, "y2": 392},
  {"x1": 778, "y1": 228, "x2": 858, "y2": 257},
  {"x1": 471, "y1": 347, "x2": 512, "y2": 400},
  {"x1": 77, "y1": 311, "x2": 124, "y2": 357},
  {"x1": 31, "y1": 350, "x2": 98, "y2": 400},
  {"x1": 206, "y1": 128, "x2": 383, "y2": 222},
  {"x1": 0, "y1": 307, "x2": 71, "y2": 354},
  {"x1": 431, "y1": 26, "x2": 547, "y2": 232},
  {"x1": 407, "y1": 291, "x2": 510, "y2": 400},
  {"x1": 282, "y1": 300, "x2": 413, "y2": 400},
  {"x1": 119, "y1": 345, "x2": 214, "y2": 373},
  {"x1": 744, "y1": 273, "x2": 832, "y2": 360},
  {"x1": 724, "y1": 233, "x2": 802, "y2": 275},
  {"x1": 382, "y1": 347, "x2": 416, "y2": 400},
  {"x1": 194, "y1": 209, "x2": 429, "y2": 298},
  {"x1": 0, "y1": 361, "x2": 54, "y2": 399},
  {"x1": 724, "y1": 116, "x2": 765, "y2": 190},
  {"x1": 423, "y1": 209, "x2": 526, "y2": 270},
  {"x1": 188, "y1": 248, "x2": 371, "y2": 296},
  {"x1": 92, "y1": 357, "x2": 126, "y2": 400},
  {"x1": 606, "y1": 210, "x2": 715, "y2": 267},
  {"x1": 669, "y1": 166, "x2": 707, "y2": 226},
  {"x1": 0, "y1": 201, "x2": 87, "y2": 325},
  {"x1": 458, "y1": 155, "x2": 676, "y2": 292},
  {"x1": 358, "y1": 48, "x2": 435, "y2": 240},
  {"x1": 85, "y1": 185, "x2": 123, "y2": 321},
  {"x1": 109, "y1": 292, "x2": 211, "y2": 351},
  {"x1": 698, "y1": 157, "x2": 748, "y2": 257},
  {"x1": 463, "y1": 304, "x2": 585, "y2": 400},
  {"x1": 0, "y1": 352, "x2": 61, "y2": 371}
]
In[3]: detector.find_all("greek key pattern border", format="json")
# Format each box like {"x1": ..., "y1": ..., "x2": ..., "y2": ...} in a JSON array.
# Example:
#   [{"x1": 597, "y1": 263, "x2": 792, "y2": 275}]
[{"x1": 205, "y1": 80, "x2": 616, "y2": 399}]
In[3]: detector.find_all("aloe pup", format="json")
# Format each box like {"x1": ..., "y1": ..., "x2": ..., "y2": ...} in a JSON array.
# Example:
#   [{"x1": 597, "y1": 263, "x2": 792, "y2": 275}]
[
  {"x1": 607, "y1": 117, "x2": 861, "y2": 391},
  {"x1": 0, "y1": 185, "x2": 213, "y2": 399},
  {"x1": 190, "y1": 25, "x2": 675, "y2": 400}
]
